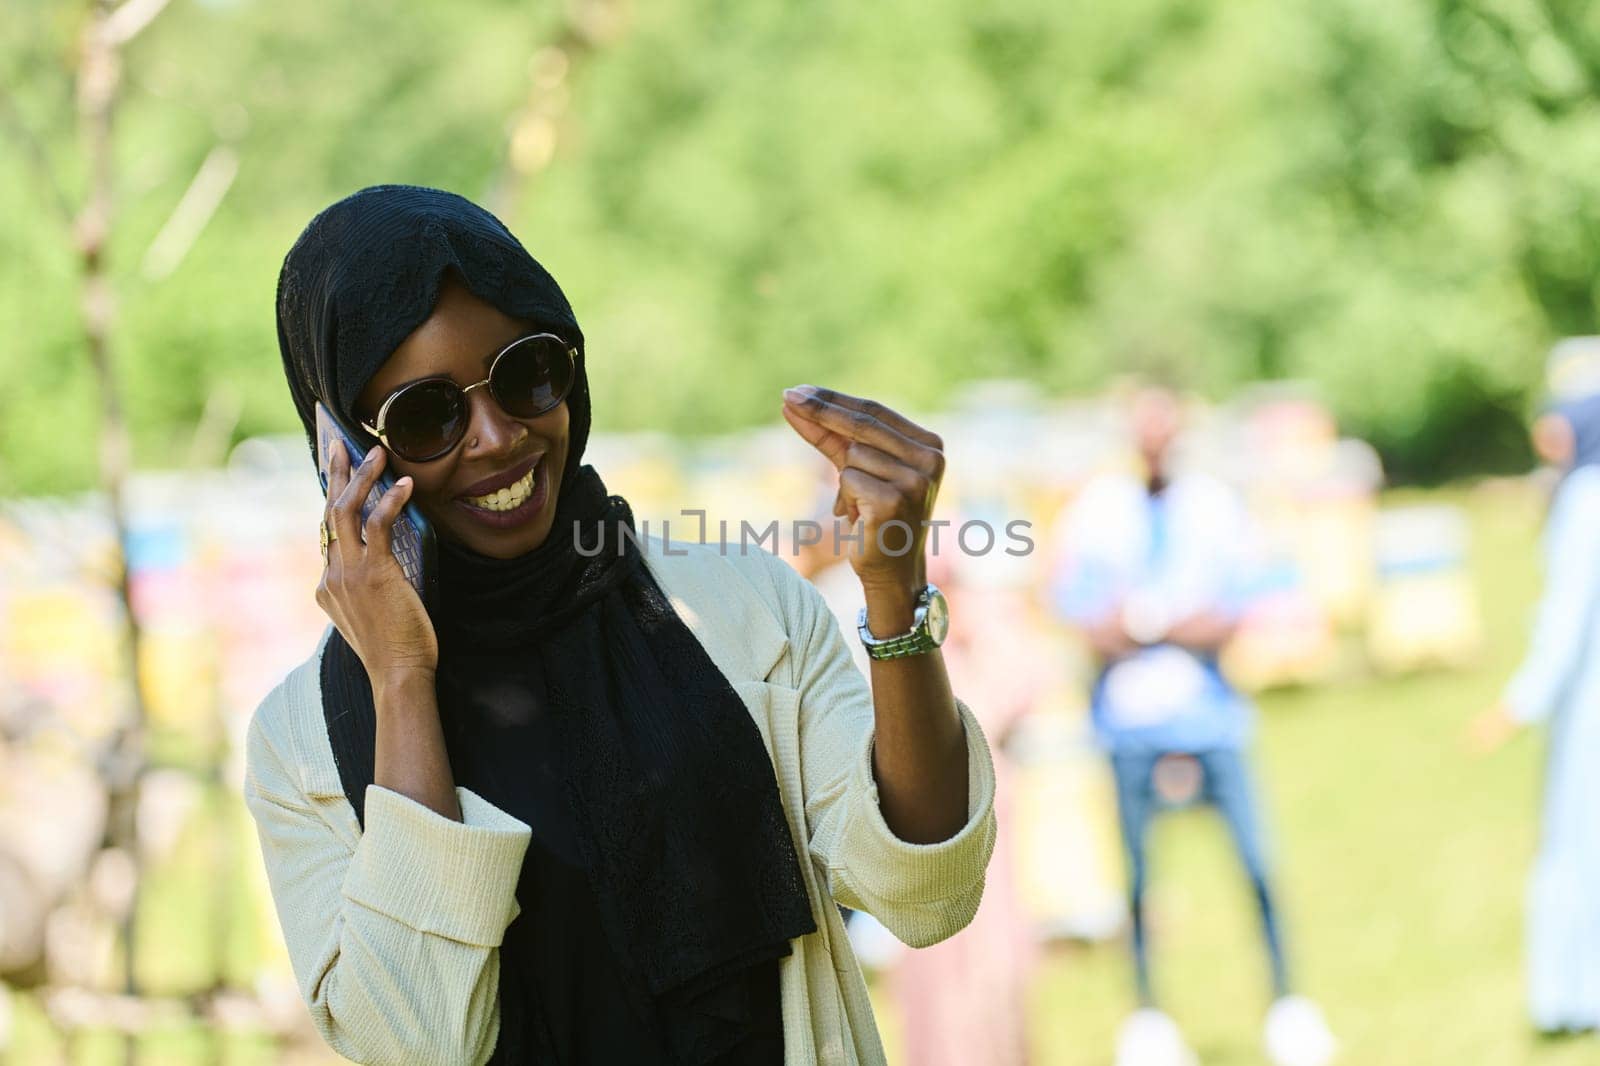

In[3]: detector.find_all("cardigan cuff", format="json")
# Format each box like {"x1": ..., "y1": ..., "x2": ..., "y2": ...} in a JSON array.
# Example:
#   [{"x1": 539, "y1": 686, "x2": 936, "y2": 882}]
[
  {"x1": 341, "y1": 785, "x2": 531, "y2": 947},
  {"x1": 1503, "y1": 672, "x2": 1552, "y2": 726},
  {"x1": 846, "y1": 697, "x2": 998, "y2": 905}
]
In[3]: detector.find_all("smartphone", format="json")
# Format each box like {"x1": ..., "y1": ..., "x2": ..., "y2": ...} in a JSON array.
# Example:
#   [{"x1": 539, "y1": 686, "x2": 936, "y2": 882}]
[{"x1": 315, "y1": 401, "x2": 438, "y2": 610}]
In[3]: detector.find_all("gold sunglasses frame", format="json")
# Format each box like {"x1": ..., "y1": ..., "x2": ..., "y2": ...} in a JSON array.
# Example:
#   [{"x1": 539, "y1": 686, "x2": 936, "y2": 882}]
[{"x1": 359, "y1": 333, "x2": 577, "y2": 462}]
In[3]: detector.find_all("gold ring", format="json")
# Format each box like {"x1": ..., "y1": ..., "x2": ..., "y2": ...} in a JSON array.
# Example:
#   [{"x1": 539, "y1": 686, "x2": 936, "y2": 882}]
[{"x1": 320, "y1": 520, "x2": 338, "y2": 561}]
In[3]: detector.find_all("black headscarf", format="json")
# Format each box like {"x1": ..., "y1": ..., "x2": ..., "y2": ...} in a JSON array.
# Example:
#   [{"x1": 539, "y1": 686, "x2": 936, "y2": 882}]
[{"x1": 276, "y1": 185, "x2": 815, "y2": 1062}]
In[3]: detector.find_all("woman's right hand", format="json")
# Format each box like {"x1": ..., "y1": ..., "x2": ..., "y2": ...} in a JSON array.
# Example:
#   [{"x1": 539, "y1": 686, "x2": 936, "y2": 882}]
[
  {"x1": 1465, "y1": 700, "x2": 1522, "y2": 755},
  {"x1": 317, "y1": 440, "x2": 439, "y2": 683}
]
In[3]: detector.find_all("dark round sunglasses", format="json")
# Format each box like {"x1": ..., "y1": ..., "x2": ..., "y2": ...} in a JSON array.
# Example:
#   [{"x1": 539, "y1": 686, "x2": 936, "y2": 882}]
[{"x1": 361, "y1": 333, "x2": 577, "y2": 462}]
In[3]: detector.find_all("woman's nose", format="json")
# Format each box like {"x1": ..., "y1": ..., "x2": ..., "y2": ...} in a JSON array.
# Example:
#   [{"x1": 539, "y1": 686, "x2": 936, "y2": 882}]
[{"x1": 463, "y1": 389, "x2": 528, "y2": 457}]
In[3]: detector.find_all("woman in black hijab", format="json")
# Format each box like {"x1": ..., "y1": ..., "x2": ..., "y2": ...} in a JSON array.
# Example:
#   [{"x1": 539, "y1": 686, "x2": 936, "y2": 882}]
[{"x1": 250, "y1": 184, "x2": 996, "y2": 1066}]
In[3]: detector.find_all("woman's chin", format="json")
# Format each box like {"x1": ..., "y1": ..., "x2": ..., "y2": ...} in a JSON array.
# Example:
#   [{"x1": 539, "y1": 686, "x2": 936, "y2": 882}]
[{"x1": 443, "y1": 515, "x2": 555, "y2": 559}]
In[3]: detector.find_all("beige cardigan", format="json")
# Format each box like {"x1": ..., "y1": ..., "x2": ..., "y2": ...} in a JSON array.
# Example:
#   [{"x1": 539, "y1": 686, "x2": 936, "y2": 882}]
[{"x1": 243, "y1": 534, "x2": 998, "y2": 1066}]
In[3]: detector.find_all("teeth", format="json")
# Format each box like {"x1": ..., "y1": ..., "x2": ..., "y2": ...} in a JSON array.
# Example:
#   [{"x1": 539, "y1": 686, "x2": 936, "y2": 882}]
[{"x1": 464, "y1": 461, "x2": 538, "y2": 512}]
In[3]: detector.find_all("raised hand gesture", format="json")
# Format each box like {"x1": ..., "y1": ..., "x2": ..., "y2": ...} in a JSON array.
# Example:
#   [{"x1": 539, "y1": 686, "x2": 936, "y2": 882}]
[{"x1": 781, "y1": 384, "x2": 946, "y2": 595}]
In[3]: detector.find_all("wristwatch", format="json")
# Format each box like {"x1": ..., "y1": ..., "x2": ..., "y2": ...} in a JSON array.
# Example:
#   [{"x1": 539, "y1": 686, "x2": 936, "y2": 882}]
[{"x1": 857, "y1": 583, "x2": 950, "y2": 660}]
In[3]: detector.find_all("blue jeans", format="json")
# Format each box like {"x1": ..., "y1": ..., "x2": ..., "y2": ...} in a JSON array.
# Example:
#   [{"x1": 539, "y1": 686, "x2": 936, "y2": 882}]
[{"x1": 1109, "y1": 748, "x2": 1290, "y2": 1005}]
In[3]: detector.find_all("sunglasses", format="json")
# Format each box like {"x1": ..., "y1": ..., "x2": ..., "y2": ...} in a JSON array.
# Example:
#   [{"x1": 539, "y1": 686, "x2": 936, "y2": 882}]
[{"x1": 361, "y1": 333, "x2": 577, "y2": 462}]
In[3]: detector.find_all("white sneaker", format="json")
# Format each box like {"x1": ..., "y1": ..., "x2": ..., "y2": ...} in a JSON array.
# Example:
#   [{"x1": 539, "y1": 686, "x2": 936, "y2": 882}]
[
  {"x1": 1116, "y1": 1008, "x2": 1199, "y2": 1066},
  {"x1": 1264, "y1": 996, "x2": 1337, "y2": 1066}
]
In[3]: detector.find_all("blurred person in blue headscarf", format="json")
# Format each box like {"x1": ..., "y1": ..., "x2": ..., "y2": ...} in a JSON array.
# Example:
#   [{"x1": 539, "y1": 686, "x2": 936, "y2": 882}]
[
  {"x1": 1472, "y1": 389, "x2": 1600, "y2": 1037},
  {"x1": 1050, "y1": 387, "x2": 1336, "y2": 1066}
]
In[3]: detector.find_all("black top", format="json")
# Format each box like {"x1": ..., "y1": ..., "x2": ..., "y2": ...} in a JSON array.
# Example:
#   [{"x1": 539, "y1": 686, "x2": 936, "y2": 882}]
[{"x1": 437, "y1": 648, "x2": 784, "y2": 1064}]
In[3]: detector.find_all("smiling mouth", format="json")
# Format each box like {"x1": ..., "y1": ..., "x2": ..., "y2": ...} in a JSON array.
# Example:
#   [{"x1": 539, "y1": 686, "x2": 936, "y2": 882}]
[
  {"x1": 453, "y1": 455, "x2": 550, "y2": 529},
  {"x1": 460, "y1": 456, "x2": 542, "y2": 512}
]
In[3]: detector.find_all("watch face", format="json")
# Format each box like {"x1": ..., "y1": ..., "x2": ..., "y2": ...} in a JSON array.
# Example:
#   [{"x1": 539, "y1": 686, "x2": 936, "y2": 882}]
[{"x1": 923, "y1": 586, "x2": 950, "y2": 646}]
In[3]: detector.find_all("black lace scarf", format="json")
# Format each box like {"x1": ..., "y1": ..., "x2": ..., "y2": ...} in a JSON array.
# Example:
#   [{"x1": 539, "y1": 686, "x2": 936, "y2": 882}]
[{"x1": 276, "y1": 186, "x2": 815, "y2": 1062}]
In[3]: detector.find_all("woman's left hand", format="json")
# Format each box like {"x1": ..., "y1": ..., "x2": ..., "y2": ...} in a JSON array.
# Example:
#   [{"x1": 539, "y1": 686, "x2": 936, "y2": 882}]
[{"x1": 781, "y1": 384, "x2": 945, "y2": 593}]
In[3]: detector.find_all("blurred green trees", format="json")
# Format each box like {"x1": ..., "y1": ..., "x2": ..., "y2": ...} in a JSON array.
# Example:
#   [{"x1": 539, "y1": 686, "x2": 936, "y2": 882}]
[{"x1": 5, "y1": 0, "x2": 1600, "y2": 492}]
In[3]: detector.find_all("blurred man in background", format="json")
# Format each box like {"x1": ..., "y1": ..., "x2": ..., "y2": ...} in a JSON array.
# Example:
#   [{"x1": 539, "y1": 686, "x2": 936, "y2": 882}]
[{"x1": 1051, "y1": 387, "x2": 1336, "y2": 1066}]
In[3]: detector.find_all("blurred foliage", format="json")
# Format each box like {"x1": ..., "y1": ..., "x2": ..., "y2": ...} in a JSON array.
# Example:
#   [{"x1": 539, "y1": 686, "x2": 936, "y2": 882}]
[{"x1": 6, "y1": 0, "x2": 1600, "y2": 491}]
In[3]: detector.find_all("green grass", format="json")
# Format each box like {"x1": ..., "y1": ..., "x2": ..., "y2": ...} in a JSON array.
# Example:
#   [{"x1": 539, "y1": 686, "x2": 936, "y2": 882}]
[{"x1": 5, "y1": 483, "x2": 1588, "y2": 1064}]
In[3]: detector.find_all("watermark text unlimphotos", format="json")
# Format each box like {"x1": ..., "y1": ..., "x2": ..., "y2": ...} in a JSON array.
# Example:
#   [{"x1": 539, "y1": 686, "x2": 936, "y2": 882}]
[{"x1": 573, "y1": 510, "x2": 1034, "y2": 558}]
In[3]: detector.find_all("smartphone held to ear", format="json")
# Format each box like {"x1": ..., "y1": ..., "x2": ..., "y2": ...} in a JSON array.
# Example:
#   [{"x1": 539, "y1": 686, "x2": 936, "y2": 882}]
[{"x1": 315, "y1": 401, "x2": 438, "y2": 609}]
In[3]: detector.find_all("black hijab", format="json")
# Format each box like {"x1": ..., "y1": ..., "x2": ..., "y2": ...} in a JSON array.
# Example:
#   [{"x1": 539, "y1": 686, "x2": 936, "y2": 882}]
[{"x1": 275, "y1": 185, "x2": 815, "y2": 1062}]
